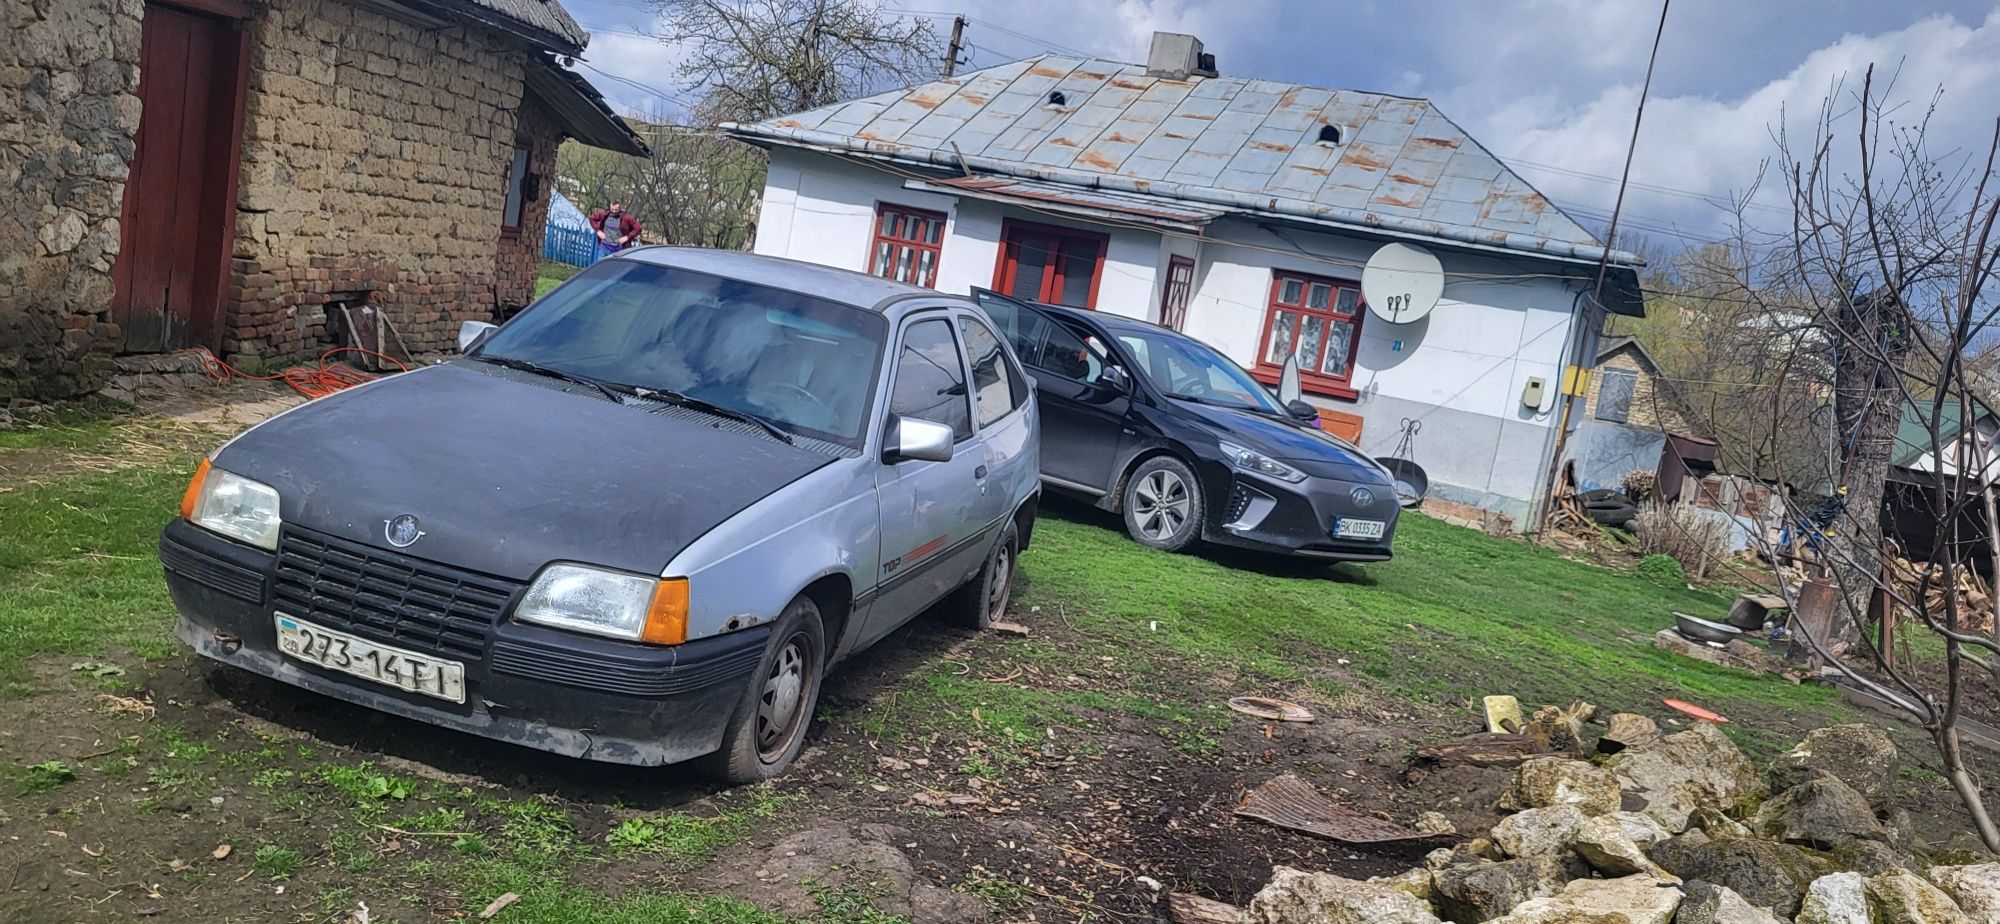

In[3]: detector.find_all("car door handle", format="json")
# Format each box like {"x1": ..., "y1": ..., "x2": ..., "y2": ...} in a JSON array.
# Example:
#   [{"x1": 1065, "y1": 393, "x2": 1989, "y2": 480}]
[{"x1": 974, "y1": 464, "x2": 989, "y2": 479}]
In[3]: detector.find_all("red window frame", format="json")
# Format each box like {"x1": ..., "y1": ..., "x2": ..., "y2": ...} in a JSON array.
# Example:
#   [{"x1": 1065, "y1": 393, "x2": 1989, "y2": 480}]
[
  {"x1": 867, "y1": 203, "x2": 946, "y2": 287},
  {"x1": 1251, "y1": 270, "x2": 1365, "y2": 400},
  {"x1": 990, "y1": 218, "x2": 1108, "y2": 309},
  {"x1": 1158, "y1": 254, "x2": 1194, "y2": 329}
]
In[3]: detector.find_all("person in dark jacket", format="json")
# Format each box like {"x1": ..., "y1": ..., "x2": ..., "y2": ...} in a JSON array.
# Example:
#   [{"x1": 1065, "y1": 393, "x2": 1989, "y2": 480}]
[{"x1": 588, "y1": 200, "x2": 644, "y2": 259}]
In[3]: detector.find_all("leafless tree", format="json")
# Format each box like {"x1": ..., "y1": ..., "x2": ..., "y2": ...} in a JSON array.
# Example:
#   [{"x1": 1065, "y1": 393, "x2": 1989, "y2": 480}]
[
  {"x1": 652, "y1": 0, "x2": 944, "y2": 123},
  {"x1": 1755, "y1": 66, "x2": 2000, "y2": 851}
]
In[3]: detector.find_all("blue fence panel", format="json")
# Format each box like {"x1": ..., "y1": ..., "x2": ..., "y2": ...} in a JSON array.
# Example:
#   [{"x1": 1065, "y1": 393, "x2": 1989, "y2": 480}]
[{"x1": 543, "y1": 224, "x2": 598, "y2": 267}]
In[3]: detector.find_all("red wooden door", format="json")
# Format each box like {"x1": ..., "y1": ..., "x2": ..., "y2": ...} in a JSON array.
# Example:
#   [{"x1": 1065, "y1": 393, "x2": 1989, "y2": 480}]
[
  {"x1": 994, "y1": 220, "x2": 1107, "y2": 309},
  {"x1": 114, "y1": 3, "x2": 244, "y2": 352}
]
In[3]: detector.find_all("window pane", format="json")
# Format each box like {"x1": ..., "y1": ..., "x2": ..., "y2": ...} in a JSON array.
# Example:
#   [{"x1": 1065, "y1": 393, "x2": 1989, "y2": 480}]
[
  {"x1": 1307, "y1": 282, "x2": 1331, "y2": 310},
  {"x1": 1007, "y1": 236, "x2": 1052, "y2": 301},
  {"x1": 888, "y1": 213, "x2": 905, "y2": 239},
  {"x1": 1037, "y1": 318, "x2": 1102, "y2": 383},
  {"x1": 872, "y1": 241, "x2": 893, "y2": 277},
  {"x1": 891, "y1": 319, "x2": 971, "y2": 440},
  {"x1": 1298, "y1": 315, "x2": 1326, "y2": 367},
  {"x1": 1321, "y1": 319, "x2": 1353, "y2": 376},
  {"x1": 895, "y1": 247, "x2": 913, "y2": 282},
  {"x1": 1056, "y1": 237, "x2": 1100, "y2": 307},
  {"x1": 502, "y1": 147, "x2": 529, "y2": 228},
  {"x1": 916, "y1": 250, "x2": 935, "y2": 287},
  {"x1": 1279, "y1": 278, "x2": 1303, "y2": 304},
  {"x1": 1266, "y1": 311, "x2": 1297, "y2": 365},
  {"x1": 1336, "y1": 288, "x2": 1358, "y2": 315},
  {"x1": 959, "y1": 318, "x2": 1016, "y2": 426},
  {"x1": 1597, "y1": 369, "x2": 1636, "y2": 423},
  {"x1": 926, "y1": 219, "x2": 943, "y2": 244}
]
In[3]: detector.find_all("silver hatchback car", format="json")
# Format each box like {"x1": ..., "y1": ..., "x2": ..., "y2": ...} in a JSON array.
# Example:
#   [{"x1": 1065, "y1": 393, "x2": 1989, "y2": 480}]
[{"x1": 161, "y1": 248, "x2": 1040, "y2": 782}]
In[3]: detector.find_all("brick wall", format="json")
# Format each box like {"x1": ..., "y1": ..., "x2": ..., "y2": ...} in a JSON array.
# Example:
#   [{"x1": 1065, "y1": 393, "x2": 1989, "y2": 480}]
[
  {"x1": 0, "y1": 0, "x2": 142, "y2": 400},
  {"x1": 494, "y1": 96, "x2": 559, "y2": 312},
  {"x1": 1587, "y1": 345, "x2": 1695, "y2": 435},
  {"x1": 223, "y1": 0, "x2": 535, "y2": 362}
]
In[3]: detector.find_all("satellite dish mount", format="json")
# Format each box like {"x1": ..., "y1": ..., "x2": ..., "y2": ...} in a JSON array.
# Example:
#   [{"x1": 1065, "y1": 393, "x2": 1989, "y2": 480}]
[{"x1": 1361, "y1": 243, "x2": 1444, "y2": 325}]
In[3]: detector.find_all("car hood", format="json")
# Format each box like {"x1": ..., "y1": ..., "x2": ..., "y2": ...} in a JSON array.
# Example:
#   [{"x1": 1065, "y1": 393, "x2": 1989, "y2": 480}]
[
  {"x1": 213, "y1": 362, "x2": 835, "y2": 579},
  {"x1": 1172, "y1": 400, "x2": 1388, "y2": 483}
]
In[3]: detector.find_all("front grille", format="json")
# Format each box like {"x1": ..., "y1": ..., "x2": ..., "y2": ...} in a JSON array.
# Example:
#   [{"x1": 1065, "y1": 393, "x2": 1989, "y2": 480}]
[{"x1": 272, "y1": 528, "x2": 520, "y2": 661}]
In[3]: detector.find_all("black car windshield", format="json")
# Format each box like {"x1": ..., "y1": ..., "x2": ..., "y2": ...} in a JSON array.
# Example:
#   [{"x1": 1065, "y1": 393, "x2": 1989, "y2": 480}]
[
  {"x1": 475, "y1": 260, "x2": 888, "y2": 446},
  {"x1": 1113, "y1": 328, "x2": 1287, "y2": 415}
]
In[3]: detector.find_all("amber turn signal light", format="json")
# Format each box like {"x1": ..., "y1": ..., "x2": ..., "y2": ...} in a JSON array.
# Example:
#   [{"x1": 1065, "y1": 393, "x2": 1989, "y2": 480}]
[
  {"x1": 642, "y1": 577, "x2": 689, "y2": 645},
  {"x1": 179, "y1": 458, "x2": 213, "y2": 520}
]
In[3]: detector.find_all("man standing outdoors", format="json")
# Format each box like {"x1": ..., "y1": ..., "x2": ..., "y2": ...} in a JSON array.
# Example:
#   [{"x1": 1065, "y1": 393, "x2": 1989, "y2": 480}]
[{"x1": 588, "y1": 200, "x2": 644, "y2": 259}]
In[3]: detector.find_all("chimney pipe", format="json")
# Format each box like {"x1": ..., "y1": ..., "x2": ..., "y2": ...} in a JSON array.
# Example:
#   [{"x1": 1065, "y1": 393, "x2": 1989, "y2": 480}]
[{"x1": 1145, "y1": 32, "x2": 1215, "y2": 80}]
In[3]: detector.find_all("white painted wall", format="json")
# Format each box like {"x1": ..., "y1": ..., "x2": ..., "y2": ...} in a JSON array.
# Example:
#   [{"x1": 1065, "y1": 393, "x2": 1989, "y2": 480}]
[{"x1": 754, "y1": 148, "x2": 1586, "y2": 521}]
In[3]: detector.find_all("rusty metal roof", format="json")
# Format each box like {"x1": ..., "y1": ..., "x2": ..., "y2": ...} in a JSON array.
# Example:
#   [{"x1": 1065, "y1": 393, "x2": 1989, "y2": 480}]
[
  {"x1": 903, "y1": 175, "x2": 1225, "y2": 231},
  {"x1": 725, "y1": 55, "x2": 1642, "y2": 271}
]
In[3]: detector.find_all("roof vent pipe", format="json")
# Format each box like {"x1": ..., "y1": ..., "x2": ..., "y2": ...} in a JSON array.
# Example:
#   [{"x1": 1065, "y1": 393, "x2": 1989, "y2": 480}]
[{"x1": 1145, "y1": 32, "x2": 1214, "y2": 80}]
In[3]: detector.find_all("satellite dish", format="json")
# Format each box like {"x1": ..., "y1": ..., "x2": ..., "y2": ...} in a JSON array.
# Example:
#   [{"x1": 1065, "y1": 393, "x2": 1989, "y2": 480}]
[{"x1": 1362, "y1": 243, "x2": 1444, "y2": 325}]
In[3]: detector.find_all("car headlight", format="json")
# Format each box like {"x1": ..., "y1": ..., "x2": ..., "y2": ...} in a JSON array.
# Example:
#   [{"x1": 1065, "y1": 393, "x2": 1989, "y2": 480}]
[
  {"x1": 180, "y1": 460, "x2": 282, "y2": 550},
  {"x1": 1218, "y1": 441, "x2": 1307, "y2": 484},
  {"x1": 514, "y1": 564, "x2": 688, "y2": 645}
]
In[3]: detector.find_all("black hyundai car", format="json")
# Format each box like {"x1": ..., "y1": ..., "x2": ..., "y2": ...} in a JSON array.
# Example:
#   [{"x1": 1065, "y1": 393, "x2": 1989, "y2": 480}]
[{"x1": 970, "y1": 289, "x2": 1398, "y2": 561}]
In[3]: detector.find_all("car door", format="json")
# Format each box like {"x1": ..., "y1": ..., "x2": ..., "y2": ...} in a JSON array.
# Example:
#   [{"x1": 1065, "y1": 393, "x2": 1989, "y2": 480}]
[
  {"x1": 955, "y1": 308, "x2": 1037, "y2": 530},
  {"x1": 864, "y1": 314, "x2": 990, "y2": 646},
  {"x1": 970, "y1": 289, "x2": 1129, "y2": 495}
]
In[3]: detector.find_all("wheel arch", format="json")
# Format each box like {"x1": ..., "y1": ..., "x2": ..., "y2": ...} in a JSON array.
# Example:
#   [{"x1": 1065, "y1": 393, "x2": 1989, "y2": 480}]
[
  {"x1": 798, "y1": 572, "x2": 854, "y2": 662},
  {"x1": 1105, "y1": 445, "x2": 1198, "y2": 513}
]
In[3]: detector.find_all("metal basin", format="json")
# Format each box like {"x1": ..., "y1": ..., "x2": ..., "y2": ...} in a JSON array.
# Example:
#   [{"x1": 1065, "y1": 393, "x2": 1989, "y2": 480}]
[{"x1": 1674, "y1": 612, "x2": 1742, "y2": 645}]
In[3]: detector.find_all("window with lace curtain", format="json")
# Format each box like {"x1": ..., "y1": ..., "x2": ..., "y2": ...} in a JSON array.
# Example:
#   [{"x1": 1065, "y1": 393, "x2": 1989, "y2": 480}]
[{"x1": 867, "y1": 204, "x2": 946, "y2": 287}]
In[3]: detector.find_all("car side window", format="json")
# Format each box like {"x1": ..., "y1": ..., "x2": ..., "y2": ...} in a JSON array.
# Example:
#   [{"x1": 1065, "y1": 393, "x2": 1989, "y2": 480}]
[
  {"x1": 957, "y1": 316, "x2": 1024, "y2": 426},
  {"x1": 889, "y1": 318, "x2": 972, "y2": 441},
  {"x1": 973, "y1": 291, "x2": 1052, "y2": 368},
  {"x1": 1036, "y1": 319, "x2": 1105, "y2": 385}
]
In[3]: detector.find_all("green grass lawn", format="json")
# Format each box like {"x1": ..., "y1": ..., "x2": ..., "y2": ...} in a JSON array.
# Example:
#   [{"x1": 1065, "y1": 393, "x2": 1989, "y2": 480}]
[
  {"x1": 0, "y1": 417, "x2": 1860, "y2": 919},
  {"x1": 536, "y1": 260, "x2": 582, "y2": 299}
]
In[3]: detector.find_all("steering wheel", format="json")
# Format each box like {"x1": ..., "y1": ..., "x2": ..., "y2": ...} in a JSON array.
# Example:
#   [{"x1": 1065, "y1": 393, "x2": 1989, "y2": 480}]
[{"x1": 762, "y1": 382, "x2": 836, "y2": 428}]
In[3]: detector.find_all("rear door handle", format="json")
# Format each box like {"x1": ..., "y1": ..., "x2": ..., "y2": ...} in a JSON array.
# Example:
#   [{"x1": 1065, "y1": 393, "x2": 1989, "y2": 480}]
[{"x1": 974, "y1": 464, "x2": 989, "y2": 478}]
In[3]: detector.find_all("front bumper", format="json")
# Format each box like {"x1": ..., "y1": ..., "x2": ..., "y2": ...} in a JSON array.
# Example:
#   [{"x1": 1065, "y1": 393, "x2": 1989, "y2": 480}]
[
  {"x1": 160, "y1": 518, "x2": 763, "y2": 766},
  {"x1": 1204, "y1": 470, "x2": 1399, "y2": 561}
]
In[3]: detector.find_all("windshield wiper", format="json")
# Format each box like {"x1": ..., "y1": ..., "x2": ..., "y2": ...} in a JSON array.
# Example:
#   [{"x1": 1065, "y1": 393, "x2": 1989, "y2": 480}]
[
  {"x1": 619, "y1": 385, "x2": 796, "y2": 446},
  {"x1": 477, "y1": 355, "x2": 624, "y2": 403}
]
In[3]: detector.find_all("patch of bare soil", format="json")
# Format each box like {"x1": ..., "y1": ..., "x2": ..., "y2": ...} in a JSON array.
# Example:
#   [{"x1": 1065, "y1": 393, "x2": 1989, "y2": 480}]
[{"x1": 0, "y1": 380, "x2": 303, "y2": 486}]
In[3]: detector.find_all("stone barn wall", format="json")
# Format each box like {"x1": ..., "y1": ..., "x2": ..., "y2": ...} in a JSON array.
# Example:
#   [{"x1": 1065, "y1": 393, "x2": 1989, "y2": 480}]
[
  {"x1": 223, "y1": 0, "x2": 535, "y2": 363},
  {"x1": 0, "y1": 0, "x2": 143, "y2": 400}
]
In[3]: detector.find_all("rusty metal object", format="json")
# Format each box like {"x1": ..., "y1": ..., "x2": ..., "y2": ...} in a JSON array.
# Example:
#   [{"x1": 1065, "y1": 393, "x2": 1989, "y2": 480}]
[
  {"x1": 1234, "y1": 773, "x2": 1442, "y2": 844},
  {"x1": 1413, "y1": 733, "x2": 1551, "y2": 768}
]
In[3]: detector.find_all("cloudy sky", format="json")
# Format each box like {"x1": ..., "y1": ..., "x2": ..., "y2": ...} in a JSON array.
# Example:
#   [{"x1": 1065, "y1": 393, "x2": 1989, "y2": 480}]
[{"x1": 564, "y1": 0, "x2": 2000, "y2": 248}]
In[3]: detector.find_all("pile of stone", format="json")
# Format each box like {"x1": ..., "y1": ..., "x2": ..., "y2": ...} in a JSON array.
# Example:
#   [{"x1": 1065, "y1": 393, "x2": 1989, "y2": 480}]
[{"x1": 1226, "y1": 722, "x2": 1998, "y2": 923}]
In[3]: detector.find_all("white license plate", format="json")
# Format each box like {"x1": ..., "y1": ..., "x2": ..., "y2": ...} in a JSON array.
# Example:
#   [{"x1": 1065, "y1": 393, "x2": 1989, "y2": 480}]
[
  {"x1": 274, "y1": 613, "x2": 466, "y2": 704},
  {"x1": 1333, "y1": 517, "x2": 1386, "y2": 540}
]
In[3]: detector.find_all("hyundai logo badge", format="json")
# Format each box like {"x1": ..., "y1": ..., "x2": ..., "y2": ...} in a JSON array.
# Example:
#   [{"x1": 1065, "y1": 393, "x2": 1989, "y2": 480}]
[
  {"x1": 1349, "y1": 486, "x2": 1374, "y2": 506},
  {"x1": 384, "y1": 514, "x2": 425, "y2": 548}
]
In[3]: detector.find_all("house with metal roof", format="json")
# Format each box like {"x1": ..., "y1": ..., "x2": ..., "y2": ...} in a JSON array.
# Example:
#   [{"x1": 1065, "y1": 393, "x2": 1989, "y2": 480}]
[{"x1": 724, "y1": 32, "x2": 1647, "y2": 525}]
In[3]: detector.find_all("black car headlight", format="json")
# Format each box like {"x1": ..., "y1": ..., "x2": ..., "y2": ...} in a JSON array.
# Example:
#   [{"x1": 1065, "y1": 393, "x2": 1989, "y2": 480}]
[
  {"x1": 1218, "y1": 441, "x2": 1307, "y2": 484},
  {"x1": 181, "y1": 460, "x2": 282, "y2": 550}
]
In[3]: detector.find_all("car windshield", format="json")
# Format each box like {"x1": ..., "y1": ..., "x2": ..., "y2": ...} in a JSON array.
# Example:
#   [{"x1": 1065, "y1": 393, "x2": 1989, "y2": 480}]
[
  {"x1": 474, "y1": 260, "x2": 888, "y2": 446},
  {"x1": 1114, "y1": 328, "x2": 1287, "y2": 415}
]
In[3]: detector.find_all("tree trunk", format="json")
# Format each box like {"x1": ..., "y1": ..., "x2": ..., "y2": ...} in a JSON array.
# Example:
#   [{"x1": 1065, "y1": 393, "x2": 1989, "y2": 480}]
[{"x1": 1829, "y1": 288, "x2": 1908, "y2": 649}]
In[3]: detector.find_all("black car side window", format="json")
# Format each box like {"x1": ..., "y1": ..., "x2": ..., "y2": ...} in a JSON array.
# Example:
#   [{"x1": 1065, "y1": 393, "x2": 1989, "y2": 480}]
[
  {"x1": 957, "y1": 316, "x2": 1026, "y2": 426},
  {"x1": 889, "y1": 318, "x2": 973, "y2": 441},
  {"x1": 1036, "y1": 319, "x2": 1104, "y2": 385}
]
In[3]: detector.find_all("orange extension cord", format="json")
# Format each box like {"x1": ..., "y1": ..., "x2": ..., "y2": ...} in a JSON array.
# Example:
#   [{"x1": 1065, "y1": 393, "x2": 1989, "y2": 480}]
[{"x1": 176, "y1": 346, "x2": 410, "y2": 400}]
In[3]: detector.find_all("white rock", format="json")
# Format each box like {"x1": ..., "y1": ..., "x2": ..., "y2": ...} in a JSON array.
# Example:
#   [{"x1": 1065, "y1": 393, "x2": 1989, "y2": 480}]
[
  {"x1": 1796, "y1": 873, "x2": 1869, "y2": 924},
  {"x1": 1925, "y1": 863, "x2": 2000, "y2": 920},
  {"x1": 1492, "y1": 805, "x2": 1589, "y2": 859},
  {"x1": 1608, "y1": 723, "x2": 1767, "y2": 832},
  {"x1": 1602, "y1": 811, "x2": 1671, "y2": 850},
  {"x1": 1570, "y1": 815, "x2": 1679, "y2": 882},
  {"x1": 1500, "y1": 758, "x2": 1623, "y2": 817},
  {"x1": 1489, "y1": 875, "x2": 1682, "y2": 924},
  {"x1": 1241, "y1": 866, "x2": 1442, "y2": 924}
]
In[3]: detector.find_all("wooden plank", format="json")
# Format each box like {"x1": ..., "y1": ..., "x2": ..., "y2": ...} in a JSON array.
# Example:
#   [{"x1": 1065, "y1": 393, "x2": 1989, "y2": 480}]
[
  {"x1": 162, "y1": 11, "x2": 218, "y2": 346},
  {"x1": 1234, "y1": 773, "x2": 1440, "y2": 844},
  {"x1": 1166, "y1": 893, "x2": 1240, "y2": 924}
]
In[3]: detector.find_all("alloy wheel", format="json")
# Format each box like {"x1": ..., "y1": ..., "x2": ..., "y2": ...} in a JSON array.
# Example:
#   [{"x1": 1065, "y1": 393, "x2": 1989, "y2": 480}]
[
  {"x1": 1133, "y1": 469, "x2": 1190, "y2": 541},
  {"x1": 755, "y1": 634, "x2": 812, "y2": 762}
]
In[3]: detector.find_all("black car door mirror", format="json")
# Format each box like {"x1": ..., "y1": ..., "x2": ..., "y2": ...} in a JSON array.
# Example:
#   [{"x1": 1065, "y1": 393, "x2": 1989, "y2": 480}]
[
  {"x1": 1286, "y1": 399, "x2": 1318, "y2": 420},
  {"x1": 1099, "y1": 365, "x2": 1131, "y2": 393}
]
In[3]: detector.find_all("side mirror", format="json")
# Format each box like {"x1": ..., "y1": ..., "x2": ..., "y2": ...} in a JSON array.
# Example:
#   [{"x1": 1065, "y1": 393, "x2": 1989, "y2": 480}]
[
  {"x1": 1099, "y1": 365, "x2": 1131, "y2": 393},
  {"x1": 458, "y1": 320, "x2": 497, "y2": 353},
  {"x1": 885, "y1": 417, "x2": 954, "y2": 463},
  {"x1": 1286, "y1": 399, "x2": 1318, "y2": 420}
]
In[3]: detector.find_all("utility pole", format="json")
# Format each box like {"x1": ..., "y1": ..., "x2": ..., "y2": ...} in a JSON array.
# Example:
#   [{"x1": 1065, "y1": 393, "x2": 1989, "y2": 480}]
[{"x1": 943, "y1": 15, "x2": 966, "y2": 78}]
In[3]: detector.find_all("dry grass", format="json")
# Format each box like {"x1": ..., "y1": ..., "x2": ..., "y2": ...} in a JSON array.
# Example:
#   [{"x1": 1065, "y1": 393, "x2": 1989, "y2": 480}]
[{"x1": 1632, "y1": 499, "x2": 1733, "y2": 579}]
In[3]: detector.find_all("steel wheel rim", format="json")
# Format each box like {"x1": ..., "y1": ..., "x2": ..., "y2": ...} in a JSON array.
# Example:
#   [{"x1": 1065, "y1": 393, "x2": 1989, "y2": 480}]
[
  {"x1": 1133, "y1": 469, "x2": 1190, "y2": 541},
  {"x1": 986, "y1": 542, "x2": 1014, "y2": 621},
  {"x1": 755, "y1": 633, "x2": 812, "y2": 762}
]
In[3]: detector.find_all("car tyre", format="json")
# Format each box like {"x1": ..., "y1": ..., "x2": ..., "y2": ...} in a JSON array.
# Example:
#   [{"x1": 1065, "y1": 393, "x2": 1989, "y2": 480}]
[
  {"x1": 1122, "y1": 456, "x2": 1203, "y2": 552},
  {"x1": 945, "y1": 519, "x2": 1018, "y2": 629},
  {"x1": 702, "y1": 595, "x2": 825, "y2": 784}
]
